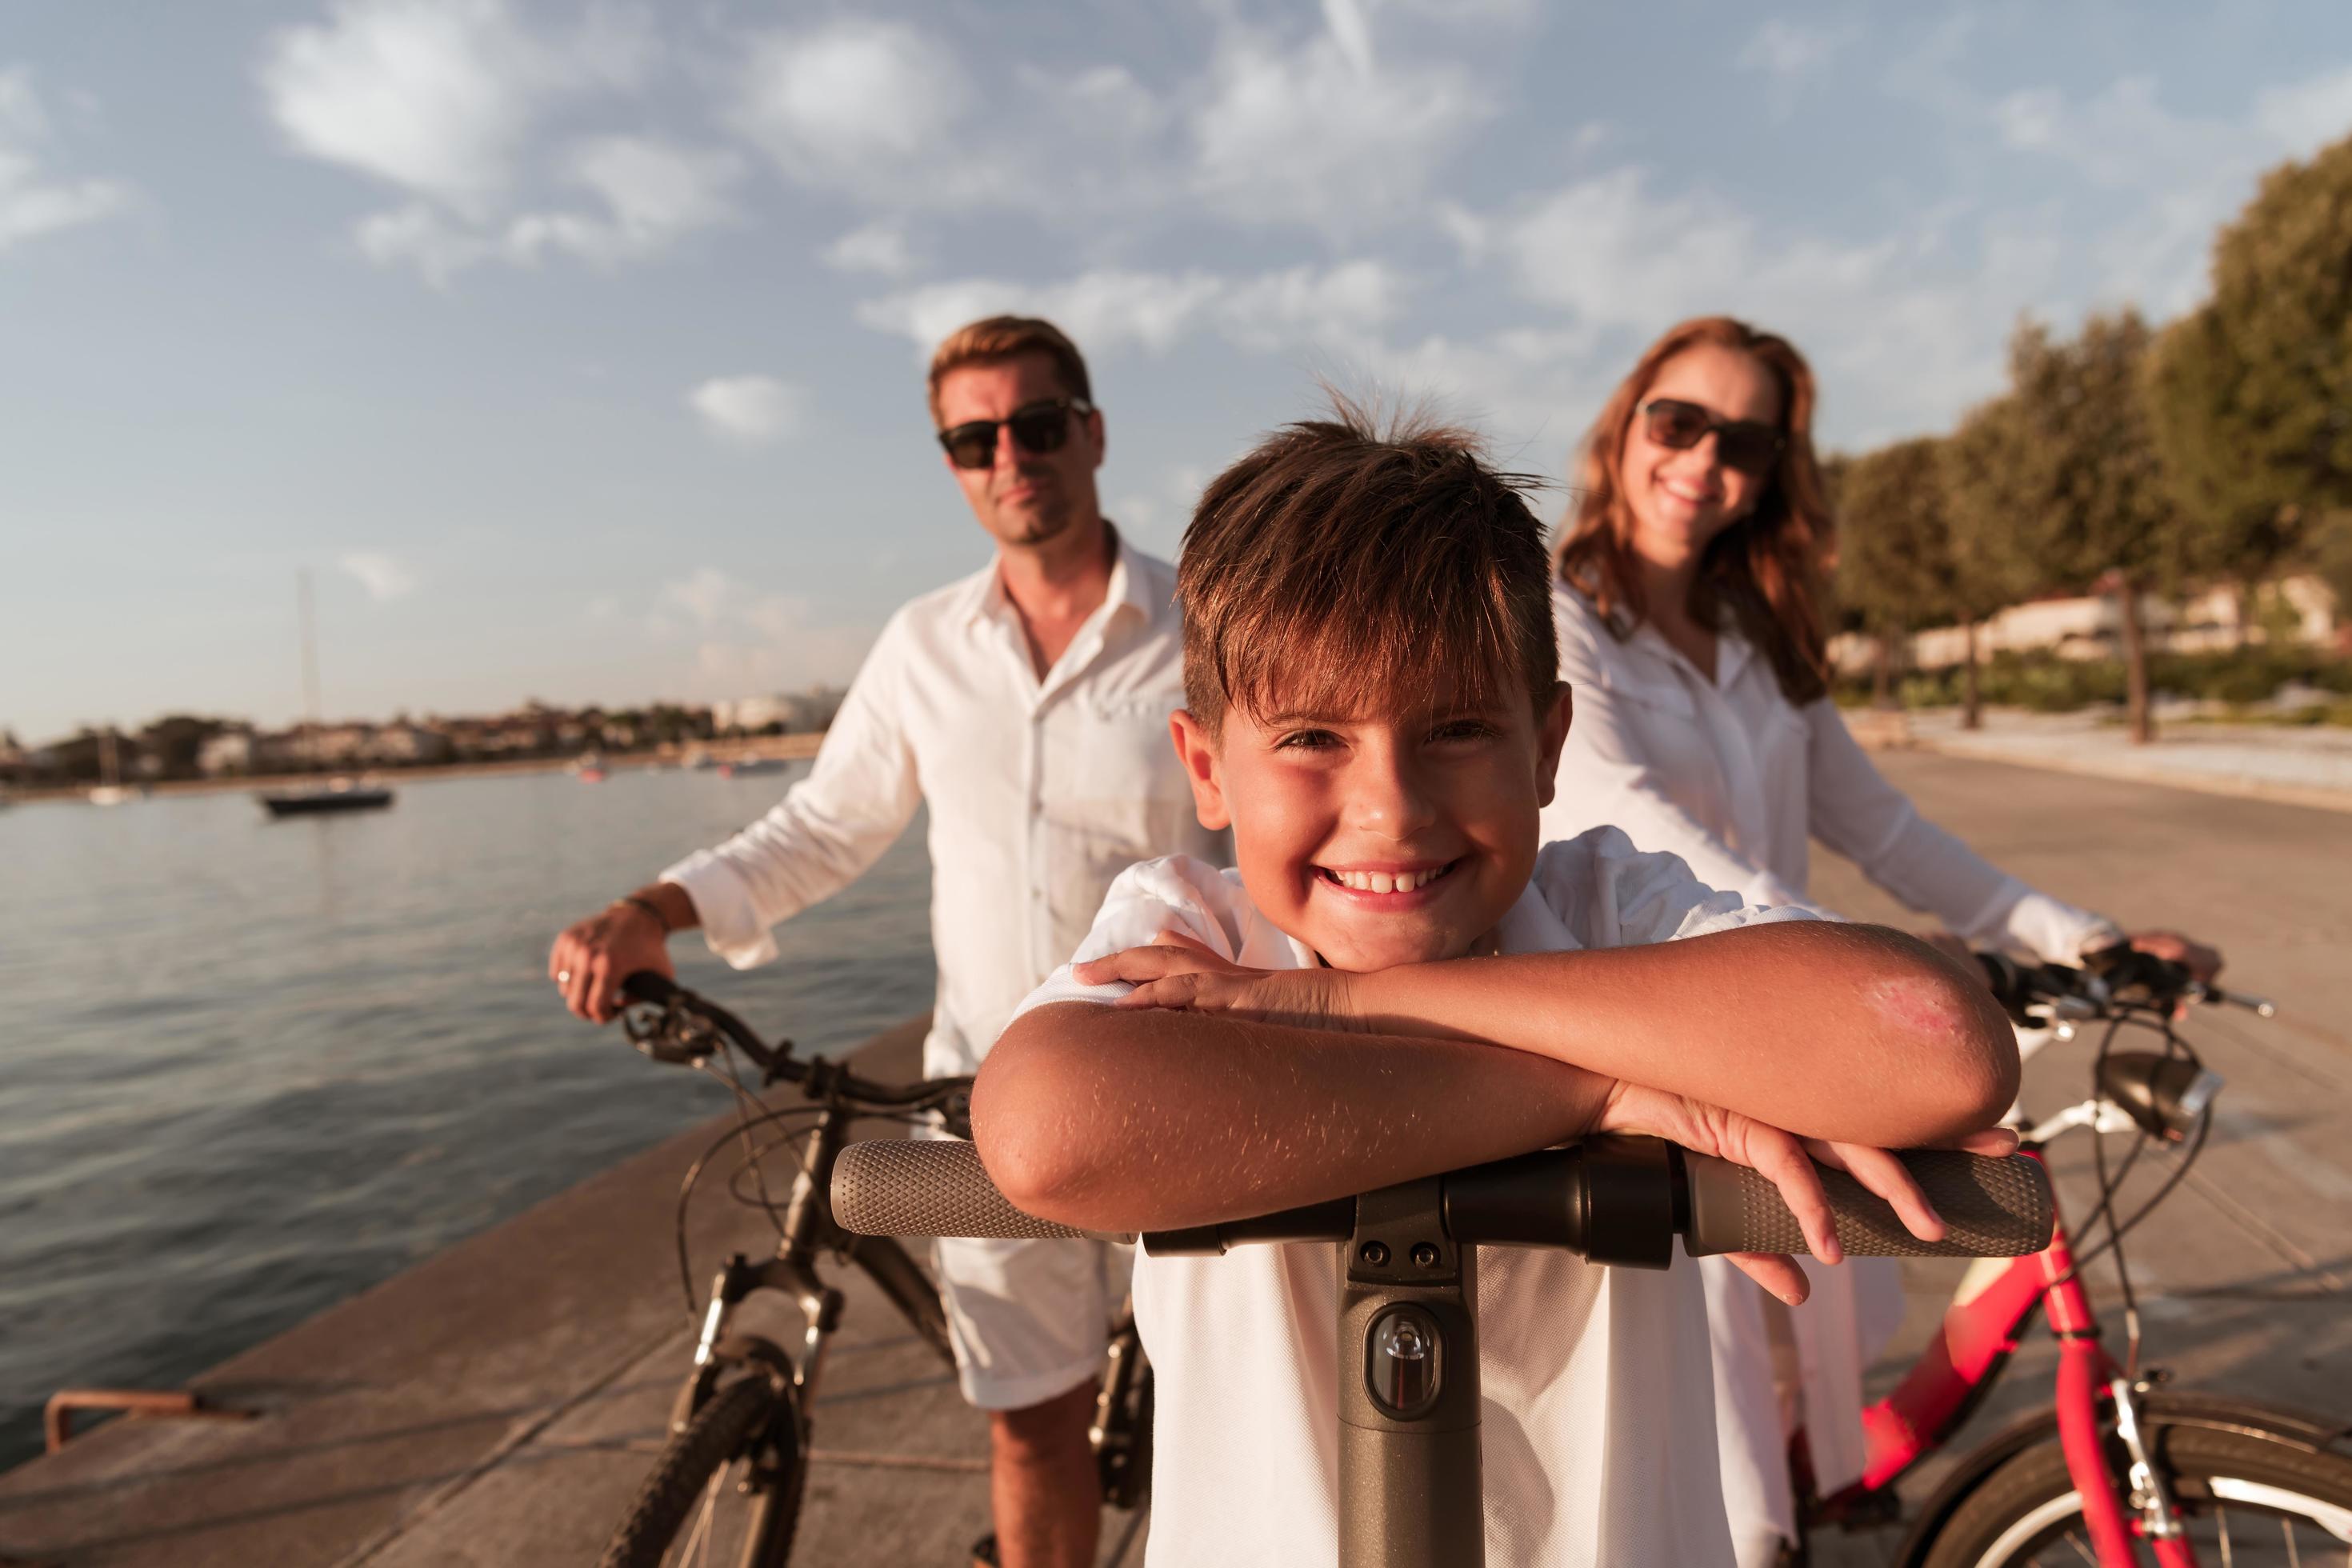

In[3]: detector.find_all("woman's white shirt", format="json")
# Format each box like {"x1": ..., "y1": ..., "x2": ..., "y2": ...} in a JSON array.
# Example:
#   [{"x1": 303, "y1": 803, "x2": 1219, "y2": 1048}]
[
  {"x1": 1538, "y1": 583, "x2": 2118, "y2": 1542},
  {"x1": 1010, "y1": 830, "x2": 1818, "y2": 1568},
  {"x1": 1538, "y1": 584, "x2": 2120, "y2": 962}
]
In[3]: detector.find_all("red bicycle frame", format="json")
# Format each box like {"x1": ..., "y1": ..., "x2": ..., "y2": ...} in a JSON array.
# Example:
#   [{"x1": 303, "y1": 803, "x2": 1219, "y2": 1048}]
[{"x1": 1821, "y1": 1148, "x2": 2197, "y2": 1567}]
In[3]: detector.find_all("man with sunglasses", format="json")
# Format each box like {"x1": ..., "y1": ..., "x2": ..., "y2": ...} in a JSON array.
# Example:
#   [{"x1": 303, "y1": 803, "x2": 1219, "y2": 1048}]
[{"x1": 549, "y1": 315, "x2": 1215, "y2": 1568}]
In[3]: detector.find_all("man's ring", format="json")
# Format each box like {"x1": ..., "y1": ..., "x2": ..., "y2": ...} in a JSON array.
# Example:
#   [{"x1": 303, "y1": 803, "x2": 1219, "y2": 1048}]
[{"x1": 557, "y1": 970, "x2": 573, "y2": 985}]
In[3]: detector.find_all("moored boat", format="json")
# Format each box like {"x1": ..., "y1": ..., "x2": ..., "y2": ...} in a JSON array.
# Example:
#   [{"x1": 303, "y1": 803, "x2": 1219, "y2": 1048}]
[{"x1": 258, "y1": 780, "x2": 394, "y2": 818}]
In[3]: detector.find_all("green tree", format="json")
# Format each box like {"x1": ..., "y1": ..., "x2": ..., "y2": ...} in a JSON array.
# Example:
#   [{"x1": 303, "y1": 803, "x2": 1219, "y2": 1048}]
[
  {"x1": 2152, "y1": 132, "x2": 2352, "y2": 563},
  {"x1": 1946, "y1": 312, "x2": 2179, "y2": 743},
  {"x1": 2314, "y1": 511, "x2": 2352, "y2": 643},
  {"x1": 2145, "y1": 306, "x2": 2306, "y2": 639},
  {"x1": 1839, "y1": 437, "x2": 2017, "y2": 727}
]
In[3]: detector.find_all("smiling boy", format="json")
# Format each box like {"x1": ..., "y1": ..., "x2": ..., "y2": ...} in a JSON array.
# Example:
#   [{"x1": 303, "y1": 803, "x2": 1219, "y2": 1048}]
[{"x1": 971, "y1": 408, "x2": 2018, "y2": 1566}]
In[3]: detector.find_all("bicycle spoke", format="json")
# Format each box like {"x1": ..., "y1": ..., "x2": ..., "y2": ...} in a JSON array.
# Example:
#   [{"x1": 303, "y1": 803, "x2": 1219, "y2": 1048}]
[
  {"x1": 672, "y1": 1466, "x2": 722, "y2": 1568},
  {"x1": 2281, "y1": 1512, "x2": 2299, "y2": 1568},
  {"x1": 2220, "y1": 1501, "x2": 2235, "y2": 1568}
]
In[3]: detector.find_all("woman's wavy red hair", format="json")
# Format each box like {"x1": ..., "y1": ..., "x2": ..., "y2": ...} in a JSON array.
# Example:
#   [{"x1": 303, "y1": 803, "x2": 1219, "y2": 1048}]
[{"x1": 1554, "y1": 316, "x2": 1834, "y2": 704}]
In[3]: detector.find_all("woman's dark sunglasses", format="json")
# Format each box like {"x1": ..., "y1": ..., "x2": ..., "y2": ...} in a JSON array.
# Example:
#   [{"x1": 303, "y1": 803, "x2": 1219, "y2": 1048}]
[
  {"x1": 937, "y1": 396, "x2": 1094, "y2": 470},
  {"x1": 1638, "y1": 398, "x2": 1786, "y2": 477}
]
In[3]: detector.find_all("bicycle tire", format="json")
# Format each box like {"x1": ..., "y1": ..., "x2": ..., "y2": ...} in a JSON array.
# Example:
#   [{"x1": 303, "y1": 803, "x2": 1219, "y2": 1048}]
[
  {"x1": 599, "y1": 1370, "x2": 805, "y2": 1568},
  {"x1": 847, "y1": 1233, "x2": 956, "y2": 1366},
  {"x1": 1920, "y1": 1414, "x2": 2352, "y2": 1568}
]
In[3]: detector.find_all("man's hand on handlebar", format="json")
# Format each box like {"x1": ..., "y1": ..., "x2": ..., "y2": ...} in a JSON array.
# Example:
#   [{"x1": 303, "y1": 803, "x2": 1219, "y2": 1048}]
[
  {"x1": 1597, "y1": 1082, "x2": 2018, "y2": 1306},
  {"x1": 550, "y1": 886, "x2": 690, "y2": 1024}
]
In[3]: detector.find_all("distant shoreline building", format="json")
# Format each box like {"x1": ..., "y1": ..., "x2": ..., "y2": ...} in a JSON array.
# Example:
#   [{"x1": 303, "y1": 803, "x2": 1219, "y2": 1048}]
[{"x1": 1831, "y1": 573, "x2": 2342, "y2": 675}]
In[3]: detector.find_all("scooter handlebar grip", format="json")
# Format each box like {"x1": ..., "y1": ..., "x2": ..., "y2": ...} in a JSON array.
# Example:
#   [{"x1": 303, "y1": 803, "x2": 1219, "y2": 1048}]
[
  {"x1": 830, "y1": 1139, "x2": 1127, "y2": 1242},
  {"x1": 1682, "y1": 1150, "x2": 2054, "y2": 1259}
]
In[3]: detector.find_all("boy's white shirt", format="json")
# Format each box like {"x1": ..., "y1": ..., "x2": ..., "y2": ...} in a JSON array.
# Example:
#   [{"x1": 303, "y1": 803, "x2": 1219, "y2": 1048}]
[{"x1": 1009, "y1": 826, "x2": 1819, "y2": 1568}]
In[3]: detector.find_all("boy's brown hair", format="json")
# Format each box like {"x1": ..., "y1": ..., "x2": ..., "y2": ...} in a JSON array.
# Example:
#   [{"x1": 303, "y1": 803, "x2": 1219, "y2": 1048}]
[
  {"x1": 926, "y1": 316, "x2": 1094, "y2": 422},
  {"x1": 1178, "y1": 402, "x2": 1558, "y2": 737}
]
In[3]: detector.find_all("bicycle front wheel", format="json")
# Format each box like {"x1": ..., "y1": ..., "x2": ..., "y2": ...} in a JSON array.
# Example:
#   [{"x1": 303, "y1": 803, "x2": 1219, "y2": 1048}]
[
  {"x1": 600, "y1": 1370, "x2": 806, "y2": 1568},
  {"x1": 1922, "y1": 1414, "x2": 2352, "y2": 1568}
]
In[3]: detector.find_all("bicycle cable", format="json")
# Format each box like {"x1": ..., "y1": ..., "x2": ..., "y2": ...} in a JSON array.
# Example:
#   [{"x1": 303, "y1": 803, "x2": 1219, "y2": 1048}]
[{"x1": 2042, "y1": 1005, "x2": 2215, "y2": 1376}]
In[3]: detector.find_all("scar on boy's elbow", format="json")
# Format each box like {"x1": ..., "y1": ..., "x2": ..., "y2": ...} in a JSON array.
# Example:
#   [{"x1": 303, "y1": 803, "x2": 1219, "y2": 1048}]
[{"x1": 1864, "y1": 933, "x2": 2022, "y2": 1132}]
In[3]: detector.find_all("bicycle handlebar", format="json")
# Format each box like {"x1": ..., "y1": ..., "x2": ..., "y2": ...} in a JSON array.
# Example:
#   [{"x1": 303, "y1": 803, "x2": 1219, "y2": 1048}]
[
  {"x1": 1976, "y1": 949, "x2": 2273, "y2": 1023},
  {"x1": 829, "y1": 1137, "x2": 2055, "y2": 1262},
  {"x1": 617, "y1": 972, "x2": 966, "y2": 1112}
]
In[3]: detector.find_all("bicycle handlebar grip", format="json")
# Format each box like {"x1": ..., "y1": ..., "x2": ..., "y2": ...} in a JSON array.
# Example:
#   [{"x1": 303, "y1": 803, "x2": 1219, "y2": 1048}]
[
  {"x1": 619, "y1": 971, "x2": 677, "y2": 1005},
  {"x1": 1682, "y1": 1150, "x2": 2054, "y2": 1259},
  {"x1": 830, "y1": 1139, "x2": 1119, "y2": 1242}
]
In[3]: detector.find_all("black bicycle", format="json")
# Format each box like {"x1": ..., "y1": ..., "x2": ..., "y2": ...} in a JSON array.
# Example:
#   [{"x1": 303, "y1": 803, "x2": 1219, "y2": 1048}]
[
  {"x1": 831, "y1": 1125, "x2": 2057, "y2": 1566},
  {"x1": 594, "y1": 974, "x2": 1151, "y2": 1568}
]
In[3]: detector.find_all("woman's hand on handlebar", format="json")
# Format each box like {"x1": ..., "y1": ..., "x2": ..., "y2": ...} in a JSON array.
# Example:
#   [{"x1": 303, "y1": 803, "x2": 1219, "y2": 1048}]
[
  {"x1": 1597, "y1": 1082, "x2": 2018, "y2": 1305},
  {"x1": 2122, "y1": 930, "x2": 2224, "y2": 990},
  {"x1": 549, "y1": 899, "x2": 674, "y2": 1024}
]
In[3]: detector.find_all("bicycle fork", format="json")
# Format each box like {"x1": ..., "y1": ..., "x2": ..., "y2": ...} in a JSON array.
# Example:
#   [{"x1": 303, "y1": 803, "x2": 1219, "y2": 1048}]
[
  {"x1": 673, "y1": 1119, "x2": 848, "y2": 1441},
  {"x1": 2050, "y1": 1262, "x2": 2196, "y2": 1566}
]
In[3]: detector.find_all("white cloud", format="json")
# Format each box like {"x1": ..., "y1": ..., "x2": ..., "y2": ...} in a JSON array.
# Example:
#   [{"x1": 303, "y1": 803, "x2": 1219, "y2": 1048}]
[
  {"x1": 1187, "y1": 10, "x2": 1493, "y2": 229},
  {"x1": 650, "y1": 568, "x2": 870, "y2": 697},
  {"x1": 340, "y1": 550, "x2": 419, "y2": 601},
  {"x1": 688, "y1": 374, "x2": 809, "y2": 446},
  {"x1": 733, "y1": 19, "x2": 976, "y2": 202},
  {"x1": 260, "y1": 0, "x2": 643, "y2": 214},
  {"x1": 2252, "y1": 62, "x2": 2352, "y2": 150},
  {"x1": 822, "y1": 217, "x2": 915, "y2": 277},
  {"x1": 855, "y1": 262, "x2": 1408, "y2": 364},
  {"x1": 1737, "y1": 18, "x2": 1857, "y2": 81},
  {"x1": 0, "y1": 66, "x2": 134, "y2": 255},
  {"x1": 354, "y1": 199, "x2": 490, "y2": 284},
  {"x1": 1737, "y1": 18, "x2": 1858, "y2": 120},
  {"x1": 1408, "y1": 166, "x2": 2070, "y2": 447},
  {"x1": 1978, "y1": 64, "x2": 2352, "y2": 315},
  {"x1": 260, "y1": 0, "x2": 710, "y2": 282},
  {"x1": 1220, "y1": 260, "x2": 1407, "y2": 351},
  {"x1": 506, "y1": 134, "x2": 742, "y2": 268}
]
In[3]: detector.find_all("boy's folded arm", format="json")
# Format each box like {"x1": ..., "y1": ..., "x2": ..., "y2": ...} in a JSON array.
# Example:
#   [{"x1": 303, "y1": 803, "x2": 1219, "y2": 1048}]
[
  {"x1": 972, "y1": 1000, "x2": 1614, "y2": 1234},
  {"x1": 1344, "y1": 921, "x2": 2020, "y2": 1149}
]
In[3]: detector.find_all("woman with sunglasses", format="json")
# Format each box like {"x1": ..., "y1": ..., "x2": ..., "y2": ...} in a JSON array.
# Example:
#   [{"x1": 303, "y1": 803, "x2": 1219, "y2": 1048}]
[{"x1": 1538, "y1": 315, "x2": 2223, "y2": 1568}]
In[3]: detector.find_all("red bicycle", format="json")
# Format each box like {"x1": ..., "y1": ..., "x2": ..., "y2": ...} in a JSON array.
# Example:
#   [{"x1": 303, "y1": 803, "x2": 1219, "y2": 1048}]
[{"x1": 1797, "y1": 947, "x2": 2352, "y2": 1567}]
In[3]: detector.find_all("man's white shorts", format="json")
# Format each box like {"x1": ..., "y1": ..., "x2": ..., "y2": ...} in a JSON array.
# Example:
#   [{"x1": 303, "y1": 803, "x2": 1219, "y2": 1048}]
[{"x1": 933, "y1": 1235, "x2": 1134, "y2": 1412}]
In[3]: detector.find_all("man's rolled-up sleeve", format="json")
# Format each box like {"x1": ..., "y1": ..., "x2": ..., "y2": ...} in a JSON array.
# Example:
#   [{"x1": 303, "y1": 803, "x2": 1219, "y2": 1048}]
[{"x1": 662, "y1": 620, "x2": 923, "y2": 967}]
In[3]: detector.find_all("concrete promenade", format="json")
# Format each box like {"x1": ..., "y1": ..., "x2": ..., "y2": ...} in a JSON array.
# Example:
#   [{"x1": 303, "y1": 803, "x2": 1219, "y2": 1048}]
[
  {"x1": 1899, "y1": 707, "x2": 2352, "y2": 814},
  {"x1": 3, "y1": 749, "x2": 2347, "y2": 1564}
]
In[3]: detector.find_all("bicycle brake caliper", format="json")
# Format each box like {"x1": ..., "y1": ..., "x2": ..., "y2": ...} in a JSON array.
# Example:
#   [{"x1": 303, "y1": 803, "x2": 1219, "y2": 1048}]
[{"x1": 2110, "y1": 1377, "x2": 2184, "y2": 1540}]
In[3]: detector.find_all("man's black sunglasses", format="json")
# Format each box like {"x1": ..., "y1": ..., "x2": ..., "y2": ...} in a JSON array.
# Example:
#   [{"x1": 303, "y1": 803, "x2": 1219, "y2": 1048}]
[
  {"x1": 937, "y1": 397, "x2": 1094, "y2": 470},
  {"x1": 1638, "y1": 397, "x2": 1786, "y2": 477}
]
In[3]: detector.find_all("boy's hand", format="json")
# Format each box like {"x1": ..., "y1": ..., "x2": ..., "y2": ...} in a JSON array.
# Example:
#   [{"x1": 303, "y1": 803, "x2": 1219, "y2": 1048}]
[
  {"x1": 1598, "y1": 1082, "x2": 2018, "y2": 1305},
  {"x1": 1074, "y1": 930, "x2": 1361, "y2": 1033}
]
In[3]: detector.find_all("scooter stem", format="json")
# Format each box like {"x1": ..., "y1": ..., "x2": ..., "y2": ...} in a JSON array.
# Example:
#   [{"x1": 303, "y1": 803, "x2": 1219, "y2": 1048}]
[{"x1": 1338, "y1": 1176, "x2": 1486, "y2": 1568}]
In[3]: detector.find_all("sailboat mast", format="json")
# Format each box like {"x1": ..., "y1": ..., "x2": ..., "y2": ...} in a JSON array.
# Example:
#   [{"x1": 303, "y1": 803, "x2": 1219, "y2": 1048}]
[{"x1": 298, "y1": 569, "x2": 323, "y2": 770}]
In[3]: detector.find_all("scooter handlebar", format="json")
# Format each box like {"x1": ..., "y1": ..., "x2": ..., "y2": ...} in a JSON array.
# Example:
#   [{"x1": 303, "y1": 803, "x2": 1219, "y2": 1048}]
[
  {"x1": 830, "y1": 1138, "x2": 1133, "y2": 1243},
  {"x1": 1680, "y1": 1147, "x2": 2054, "y2": 1259},
  {"x1": 829, "y1": 1138, "x2": 2054, "y2": 1260}
]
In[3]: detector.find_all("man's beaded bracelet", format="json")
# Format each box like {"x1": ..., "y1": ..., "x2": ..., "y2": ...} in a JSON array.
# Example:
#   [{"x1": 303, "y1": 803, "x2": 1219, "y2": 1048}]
[{"x1": 614, "y1": 894, "x2": 671, "y2": 932}]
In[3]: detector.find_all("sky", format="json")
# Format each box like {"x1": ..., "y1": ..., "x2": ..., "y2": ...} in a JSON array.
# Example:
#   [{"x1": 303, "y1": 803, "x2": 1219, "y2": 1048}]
[{"x1": 6, "y1": 0, "x2": 2352, "y2": 743}]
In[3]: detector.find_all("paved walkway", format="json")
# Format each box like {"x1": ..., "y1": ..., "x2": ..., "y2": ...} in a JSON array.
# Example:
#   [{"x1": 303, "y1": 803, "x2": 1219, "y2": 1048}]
[
  {"x1": 1894, "y1": 706, "x2": 2352, "y2": 812},
  {"x1": 4, "y1": 750, "x2": 2346, "y2": 1564},
  {"x1": 1806, "y1": 749, "x2": 2352, "y2": 1565}
]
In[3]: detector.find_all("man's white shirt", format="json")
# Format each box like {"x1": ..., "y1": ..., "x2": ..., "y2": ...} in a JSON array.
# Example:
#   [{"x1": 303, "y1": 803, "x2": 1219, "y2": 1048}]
[
  {"x1": 663, "y1": 535, "x2": 1223, "y2": 1081},
  {"x1": 1010, "y1": 828, "x2": 1820, "y2": 1567}
]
